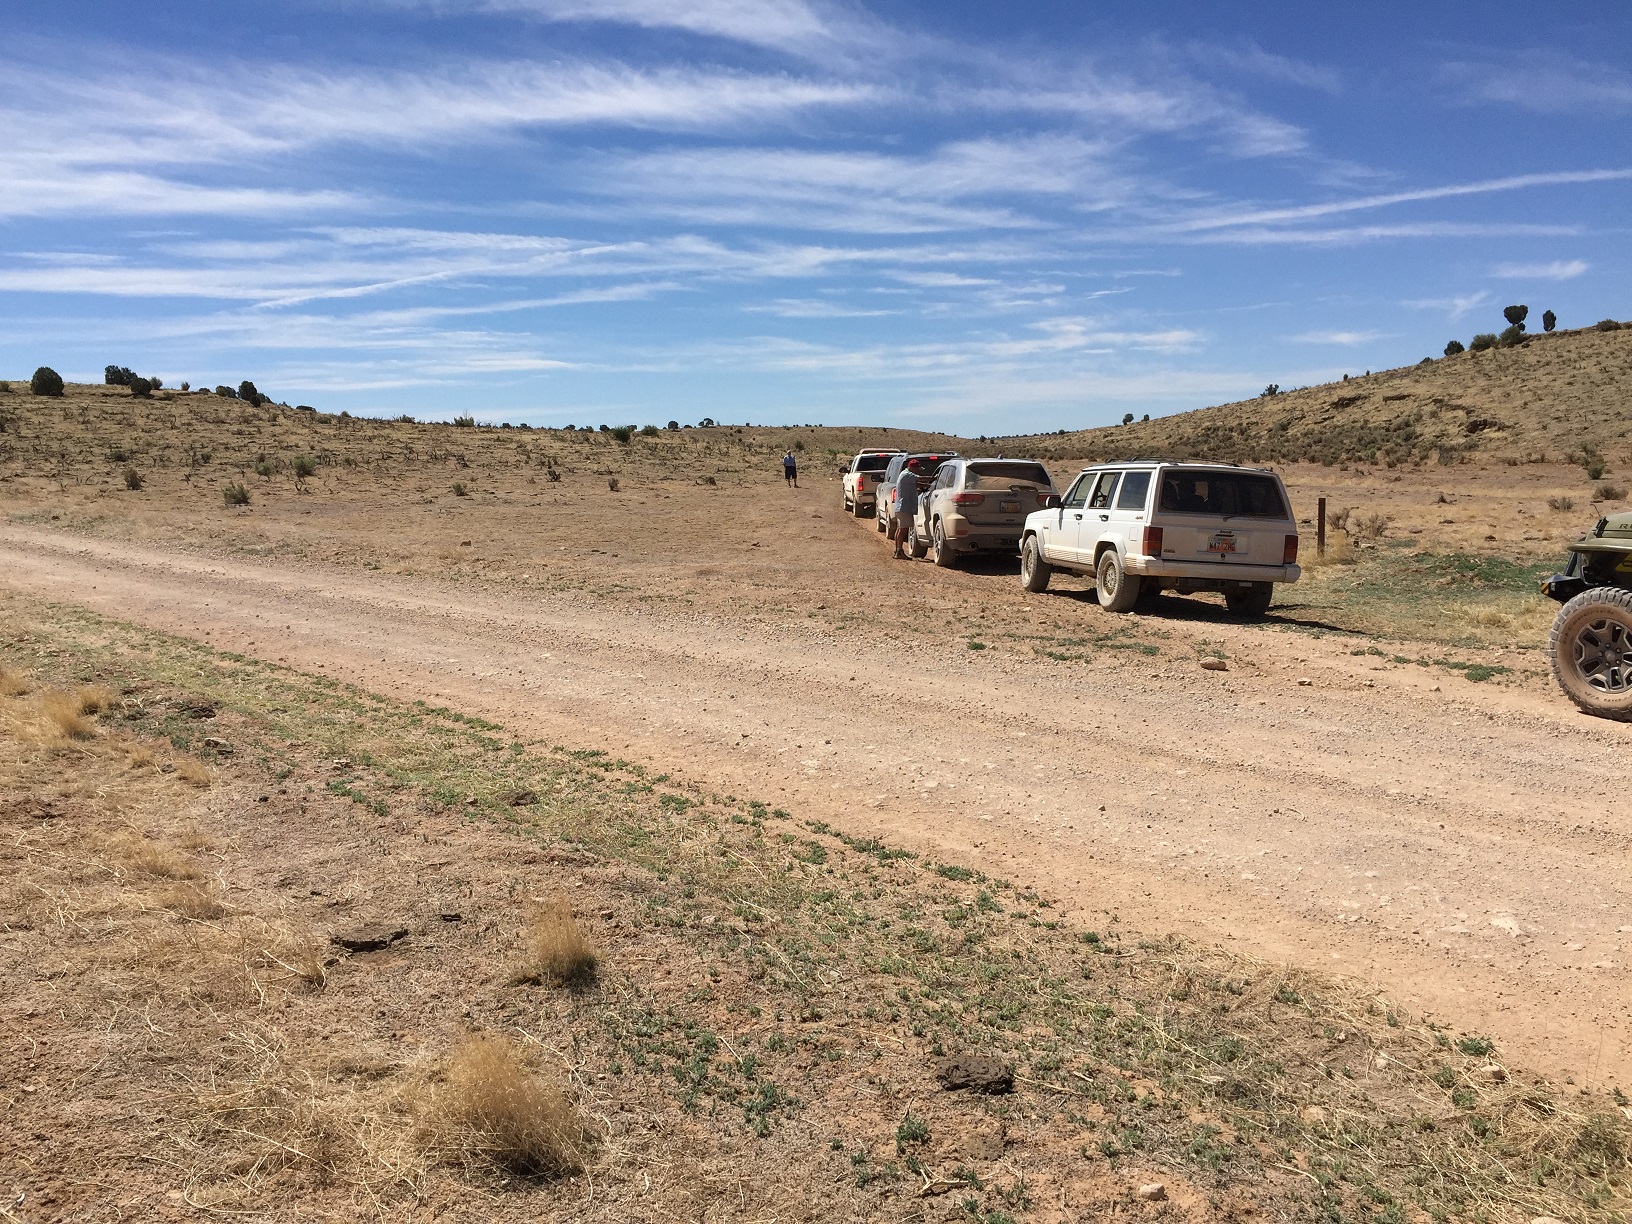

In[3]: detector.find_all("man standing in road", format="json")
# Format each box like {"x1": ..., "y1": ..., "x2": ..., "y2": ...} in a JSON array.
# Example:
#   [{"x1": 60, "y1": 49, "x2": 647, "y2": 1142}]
[
  {"x1": 891, "y1": 458, "x2": 922, "y2": 559},
  {"x1": 783, "y1": 449, "x2": 799, "y2": 488}
]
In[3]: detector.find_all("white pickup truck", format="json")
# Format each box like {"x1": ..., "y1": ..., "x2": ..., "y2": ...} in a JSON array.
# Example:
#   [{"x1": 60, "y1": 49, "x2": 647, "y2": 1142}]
[
  {"x1": 839, "y1": 448, "x2": 903, "y2": 517},
  {"x1": 1018, "y1": 461, "x2": 1300, "y2": 617}
]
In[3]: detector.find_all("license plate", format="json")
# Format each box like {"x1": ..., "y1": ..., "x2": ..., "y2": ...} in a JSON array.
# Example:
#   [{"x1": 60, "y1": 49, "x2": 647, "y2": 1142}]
[
  {"x1": 1000, "y1": 500, "x2": 1020, "y2": 512},
  {"x1": 1207, "y1": 533, "x2": 1237, "y2": 554}
]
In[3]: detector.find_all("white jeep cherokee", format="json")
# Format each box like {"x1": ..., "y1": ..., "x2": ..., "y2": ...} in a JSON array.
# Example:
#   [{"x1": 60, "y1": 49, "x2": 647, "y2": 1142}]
[{"x1": 1018, "y1": 461, "x2": 1300, "y2": 617}]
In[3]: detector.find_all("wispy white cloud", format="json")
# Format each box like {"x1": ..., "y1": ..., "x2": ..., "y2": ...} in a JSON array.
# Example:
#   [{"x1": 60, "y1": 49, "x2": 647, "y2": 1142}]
[
  {"x1": 1443, "y1": 51, "x2": 1632, "y2": 113},
  {"x1": 1290, "y1": 329, "x2": 1381, "y2": 345},
  {"x1": 1403, "y1": 290, "x2": 1493, "y2": 320},
  {"x1": 1153, "y1": 169, "x2": 1632, "y2": 236},
  {"x1": 745, "y1": 298, "x2": 898, "y2": 317},
  {"x1": 1492, "y1": 259, "x2": 1588, "y2": 280},
  {"x1": 1185, "y1": 41, "x2": 1341, "y2": 93}
]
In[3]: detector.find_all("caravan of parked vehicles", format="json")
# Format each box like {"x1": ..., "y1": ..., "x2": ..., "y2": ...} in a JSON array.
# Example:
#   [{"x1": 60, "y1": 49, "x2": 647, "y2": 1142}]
[{"x1": 839, "y1": 448, "x2": 1302, "y2": 619}]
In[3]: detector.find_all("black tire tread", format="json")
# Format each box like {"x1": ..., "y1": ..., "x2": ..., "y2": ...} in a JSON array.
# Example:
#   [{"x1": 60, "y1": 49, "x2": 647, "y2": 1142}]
[{"x1": 1549, "y1": 586, "x2": 1632, "y2": 721}]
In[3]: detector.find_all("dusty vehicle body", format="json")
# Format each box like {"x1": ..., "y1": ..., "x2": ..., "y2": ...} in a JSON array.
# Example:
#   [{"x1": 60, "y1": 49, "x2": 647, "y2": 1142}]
[
  {"x1": 839, "y1": 449, "x2": 903, "y2": 517},
  {"x1": 1018, "y1": 461, "x2": 1301, "y2": 617},
  {"x1": 1543, "y1": 511, "x2": 1632, "y2": 720},
  {"x1": 904, "y1": 458, "x2": 1058, "y2": 566},
  {"x1": 873, "y1": 451, "x2": 958, "y2": 537}
]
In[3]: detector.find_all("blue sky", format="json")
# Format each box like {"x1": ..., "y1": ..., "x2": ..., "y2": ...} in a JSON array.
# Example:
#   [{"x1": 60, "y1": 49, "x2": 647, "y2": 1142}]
[{"x1": 1, "y1": 1, "x2": 1627, "y2": 432}]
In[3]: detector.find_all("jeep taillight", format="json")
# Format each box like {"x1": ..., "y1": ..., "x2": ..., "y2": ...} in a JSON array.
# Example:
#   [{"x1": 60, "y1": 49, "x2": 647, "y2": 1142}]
[
  {"x1": 1283, "y1": 534, "x2": 1299, "y2": 564},
  {"x1": 951, "y1": 492, "x2": 984, "y2": 506},
  {"x1": 1142, "y1": 526, "x2": 1163, "y2": 556}
]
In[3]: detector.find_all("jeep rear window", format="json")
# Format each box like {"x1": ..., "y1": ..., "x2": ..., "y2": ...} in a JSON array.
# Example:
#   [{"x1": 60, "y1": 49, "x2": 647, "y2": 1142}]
[
  {"x1": 854, "y1": 453, "x2": 894, "y2": 472},
  {"x1": 965, "y1": 461, "x2": 1051, "y2": 488},
  {"x1": 1158, "y1": 470, "x2": 1288, "y2": 518}
]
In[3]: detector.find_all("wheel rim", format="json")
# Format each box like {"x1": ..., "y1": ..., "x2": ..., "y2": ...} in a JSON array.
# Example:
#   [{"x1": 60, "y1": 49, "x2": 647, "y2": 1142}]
[
  {"x1": 1100, "y1": 558, "x2": 1117, "y2": 598},
  {"x1": 1571, "y1": 616, "x2": 1632, "y2": 694},
  {"x1": 1022, "y1": 543, "x2": 1035, "y2": 580},
  {"x1": 933, "y1": 524, "x2": 944, "y2": 559}
]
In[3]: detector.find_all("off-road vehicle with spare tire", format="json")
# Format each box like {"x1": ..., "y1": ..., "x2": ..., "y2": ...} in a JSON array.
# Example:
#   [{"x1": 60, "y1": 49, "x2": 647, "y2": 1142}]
[
  {"x1": 1018, "y1": 461, "x2": 1300, "y2": 617},
  {"x1": 1542, "y1": 512, "x2": 1632, "y2": 721}
]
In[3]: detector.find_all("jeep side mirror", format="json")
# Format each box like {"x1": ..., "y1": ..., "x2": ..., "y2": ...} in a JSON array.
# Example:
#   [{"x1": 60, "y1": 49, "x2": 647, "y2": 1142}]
[{"x1": 1042, "y1": 494, "x2": 1060, "y2": 509}]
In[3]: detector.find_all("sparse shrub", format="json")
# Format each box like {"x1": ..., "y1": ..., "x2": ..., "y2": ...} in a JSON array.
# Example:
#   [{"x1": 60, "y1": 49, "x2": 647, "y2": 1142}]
[
  {"x1": 1502, "y1": 304, "x2": 1528, "y2": 331},
  {"x1": 395, "y1": 413, "x2": 415, "y2": 423},
  {"x1": 1260, "y1": 385, "x2": 1279, "y2": 398},
  {"x1": 0, "y1": 380, "x2": 10, "y2": 393},
  {"x1": 179, "y1": 381, "x2": 190, "y2": 392},
  {"x1": 1547, "y1": 496, "x2": 1574, "y2": 512},
  {"x1": 30, "y1": 366, "x2": 64, "y2": 397},
  {"x1": 1351, "y1": 512, "x2": 1389, "y2": 540},
  {"x1": 238, "y1": 380, "x2": 264, "y2": 406},
  {"x1": 222, "y1": 482, "x2": 251, "y2": 506},
  {"x1": 1443, "y1": 340, "x2": 1465, "y2": 356},
  {"x1": 1468, "y1": 333, "x2": 1497, "y2": 351},
  {"x1": 610, "y1": 425, "x2": 633, "y2": 443},
  {"x1": 639, "y1": 424, "x2": 659, "y2": 437},
  {"x1": 699, "y1": 417, "x2": 715, "y2": 427},
  {"x1": 123, "y1": 467, "x2": 143, "y2": 491},
  {"x1": 453, "y1": 415, "x2": 475, "y2": 428},
  {"x1": 254, "y1": 458, "x2": 274, "y2": 478},
  {"x1": 42, "y1": 691, "x2": 95, "y2": 739},
  {"x1": 667, "y1": 420, "x2": 680, "y2": 430},
  {"x1": 1597, "y1": 319, "x2": 1623, "y2": 332},
  {"x1": 607, "y1": 477, "x2": 620, "y2": 492},
  {"x1": 1498, "y1": 324, "x2": 1525, "y2": 347},
  {"x1": 598, "y1": 424, "x2": 610, "y2": 433},
  {"x1": 1595, "y1": 484, "x2": 1626, "y2": 501},
  {"x1": 104, "y1": 365, "x2": 135, "y2": 386},
  {"x1": 1141, "y1": 413, "x2": 1150, "y2": 422},
  {"x1": 439, "y1": 1034, "x2": 582, "y2": 1176},
  {"x1": 508, "y1": 900, "x2": 598, "y2": 986},
  {"x1": 1542, "y1": 310, "x2": 1556, "y2": 332},
  {"x1": 451, "y1": 481, "x2": 468, "y2": 497},
  {"x1": 215, "y1": 385, "x2": 238, "y2": 399},
  {"x1": 545, "y1": 467, "x2": 561, "y2": 482},
  {"x1": 129, "y1": 376, "x2": 153, "y2": 398},
  {"x1": 1121, "y1": 412, "x2": 1135, "y2": 425},
  {"x1": 1326, "y1": 506, "x2": 1352, "y2": 535},
  {"x1": 292, "y1": 455, "x2": 317, "y2": 479},
  {"x1": 1587, "y1": 460, "x2": 1606, "y2": 480}
]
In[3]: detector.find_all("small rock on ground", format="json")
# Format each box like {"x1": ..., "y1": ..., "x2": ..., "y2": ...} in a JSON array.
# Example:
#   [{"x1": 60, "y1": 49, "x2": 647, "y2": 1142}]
[
  {"x1": 934, "y1": 1052, "x2": 1014, "y2": 1094},
  {"x1": 1199, "y1": 658, "x2": 1227, "y2": 671},
  {"x1": 1137, "y1": 1183, "x2": 1167, "y2": 1201}
]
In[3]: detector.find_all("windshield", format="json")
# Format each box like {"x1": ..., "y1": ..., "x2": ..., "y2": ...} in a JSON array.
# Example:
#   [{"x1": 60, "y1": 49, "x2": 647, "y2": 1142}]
[
  {"x1": 1158, "y1": 470, "x2": 1288, "y2": 519},
  {"x1": 965, "y1": 461, "x2": 1051, "y2": 488},
  {"x1": 907, "y1": 454, "x2": 951, "y2": 480},
  {"x1": 854, "y1": 453, "x2": 895, "y2": 472}
]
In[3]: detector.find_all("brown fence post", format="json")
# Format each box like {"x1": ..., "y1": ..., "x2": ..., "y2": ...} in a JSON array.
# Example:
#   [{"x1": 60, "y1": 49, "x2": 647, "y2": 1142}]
[{"x1": 1317, "y1": 496, "x2": 1327, "y2": 557}]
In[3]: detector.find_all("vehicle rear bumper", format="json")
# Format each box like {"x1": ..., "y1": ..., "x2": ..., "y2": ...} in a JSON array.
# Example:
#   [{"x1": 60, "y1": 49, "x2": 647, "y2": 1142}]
[
  {"x1": 1126, "y1": 557, "x2": 1300, "y2": 584},
  {"x1": 941, "y1": 513, "x2": 1025, "y2": 551}
]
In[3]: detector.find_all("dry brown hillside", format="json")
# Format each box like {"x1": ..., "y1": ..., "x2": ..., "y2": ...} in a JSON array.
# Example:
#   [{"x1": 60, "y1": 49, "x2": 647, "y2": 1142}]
[{"x1": 1007, "y1": 322, "x2": 1632, "y2": 469}]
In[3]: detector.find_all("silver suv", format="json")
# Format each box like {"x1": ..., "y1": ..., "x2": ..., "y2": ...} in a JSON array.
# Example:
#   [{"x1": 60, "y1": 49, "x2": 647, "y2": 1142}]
[
  {"x1": 1018, "y1": 461, "x2": 1300, "y2": 617},
  {"x1": 905, "y1": 458, "x2": 1057, "y2": 567},
  {"x1": 873, "y1": 451, "x2": 958, "y2": 536}
]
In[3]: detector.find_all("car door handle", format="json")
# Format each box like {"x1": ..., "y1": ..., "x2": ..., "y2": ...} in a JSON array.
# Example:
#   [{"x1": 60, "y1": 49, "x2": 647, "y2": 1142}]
[
  {"x1": 1099, "y1": 514, "x2": 1109, "y2": 521},
  {"x1": 1072, "y1": 512, "x2": 1082, "y2": 520}
]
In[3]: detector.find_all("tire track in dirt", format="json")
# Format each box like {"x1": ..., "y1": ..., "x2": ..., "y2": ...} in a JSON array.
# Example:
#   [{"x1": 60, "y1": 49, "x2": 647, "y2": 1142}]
[{"x1": 3, "y1": 526, "x2": 1630, "y2": 1084}]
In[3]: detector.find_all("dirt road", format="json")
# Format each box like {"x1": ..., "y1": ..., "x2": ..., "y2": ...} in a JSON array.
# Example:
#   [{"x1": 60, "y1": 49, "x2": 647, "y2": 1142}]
[{"x1": 4, "y1": 524, "x2": 1629, "y2": 1084}]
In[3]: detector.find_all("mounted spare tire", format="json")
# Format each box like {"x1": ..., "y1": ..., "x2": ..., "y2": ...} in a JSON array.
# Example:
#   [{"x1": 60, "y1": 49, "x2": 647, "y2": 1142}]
[{"x1": 1549, "y1": 587, "x2": 1632, "y2": 721}]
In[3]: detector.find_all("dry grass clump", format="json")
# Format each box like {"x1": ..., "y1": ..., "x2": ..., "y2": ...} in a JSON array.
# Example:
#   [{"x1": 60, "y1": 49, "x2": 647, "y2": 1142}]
[
  {"x1": 111, "y1": 832, "x2": 200, "y2": 879},
  {"x1": 1305, "y1": 534, "x2": 1357, "y2": 567},
  {"x1": 507, "y1": 899, "x2": 598, "y2": 987},
  {"x1": 75, "y1": 684, "x2": 117, "y2": 713},
  {"x1": 174, "y1": 755, "x2": 212, "y2": 787},
  {"x1": 438, "y1": 1035, "x2": 584, "y2": 1177},
  {"x1": 42, "y1": 690, "x2": 96, "y2": 739},
  {"x1": 157, "y1": 881, "x2": 228, "y2": 919},
  {"x1": 0, "y1": 663, "x2": 30, "y2": 696}
]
